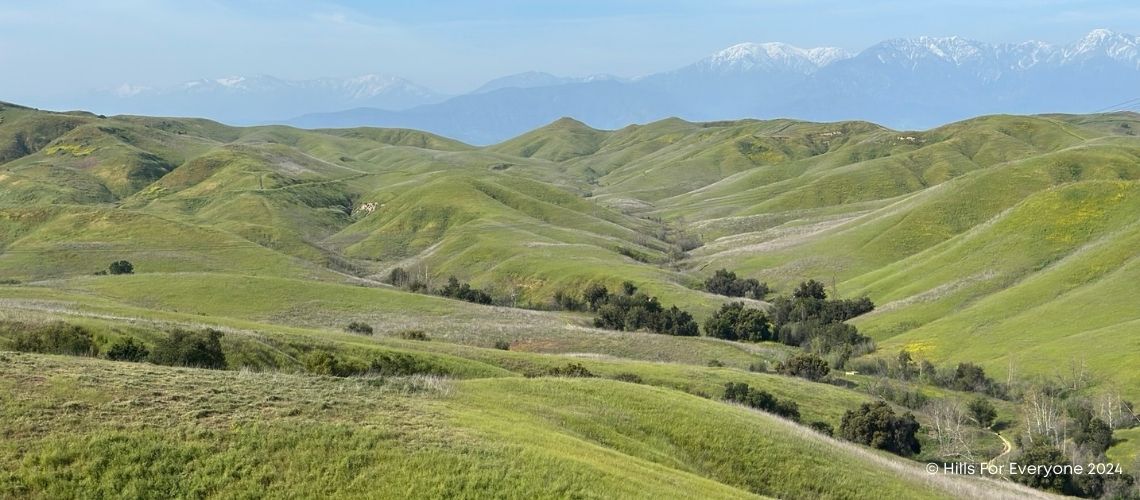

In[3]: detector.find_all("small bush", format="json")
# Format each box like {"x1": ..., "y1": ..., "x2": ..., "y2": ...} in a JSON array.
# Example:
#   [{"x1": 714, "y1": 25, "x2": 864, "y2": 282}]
[
  {"x1": 108, "y1": 260, "x2": 134, "y2": 275},
  {"x1": 149, "y1": 328, "x2": 226, "y2": 369},
  {"x1": 6, "y1": 321, "x2": 99, "y2": 356},
  {"x1": 776, "y1": 352, "x2": 831, "y2": 381},
  {"x1": 809, "y1": 421, "x2": 835, "y2": 436},
  {"x1": 547, "y1": 363, "x2": 595, "y2": 378},
  {"x1": 723, "y1": 382, "x2": 800, "y2": 421},
  {"x1": 707, "y1": 359, "x2": 725, "y2": 367},
  {"x1": 493, "y1": 340, "x2": 511, "y2": 350},
  {"x1": 612, "y1": 372, "x2": 643, "y2": 384},
  {"x1": 105, "y1": 338, "x2": 149, "y2": 362},
  {"x1": 397, "y1": 330, "x2": 429, "y2": 341},
  {"x1": 344, "y1": 321, "x2": 373, "y2": 335},
  {"x1": 304, "y1": 351, "x2": 367, "y2": 377}
]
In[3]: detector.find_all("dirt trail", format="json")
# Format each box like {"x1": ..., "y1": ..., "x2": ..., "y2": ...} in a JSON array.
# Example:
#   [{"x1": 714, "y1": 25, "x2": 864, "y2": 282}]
[{"x1": 985, "y1": 431, "x2": 1013, "y2": 466}]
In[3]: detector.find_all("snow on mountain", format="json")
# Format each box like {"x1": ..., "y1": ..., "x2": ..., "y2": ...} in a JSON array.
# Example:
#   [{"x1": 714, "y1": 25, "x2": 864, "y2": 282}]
[{"x1": 700, "y1": 42, "x2": 851, "y2": 73}]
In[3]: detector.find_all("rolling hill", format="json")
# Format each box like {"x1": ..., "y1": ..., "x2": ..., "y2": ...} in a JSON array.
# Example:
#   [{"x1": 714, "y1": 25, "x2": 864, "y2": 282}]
[{"x1": 1, "y1": 100, "x2": 1137, "y2": 497}]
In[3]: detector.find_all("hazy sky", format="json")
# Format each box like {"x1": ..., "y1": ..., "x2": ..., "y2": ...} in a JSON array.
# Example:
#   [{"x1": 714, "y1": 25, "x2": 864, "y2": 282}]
[{"x1": 2, "y1": 0, "x2": 1138, "y2": 104}]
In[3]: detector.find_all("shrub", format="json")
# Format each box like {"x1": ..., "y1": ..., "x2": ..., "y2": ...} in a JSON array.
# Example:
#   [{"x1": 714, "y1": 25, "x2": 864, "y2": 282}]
[
  {"x1": 7, "y1": 321, "x2": 99, "y2": 356},
  {"x1": 105, "y1": 338, "x2": 149, "y2": 362},
  {"x1": 703, "y1": 269, "x2": 770, "y2": 300},
  {"x1": 547, "y1": 363, "x2": 595, "y2": 378},
  {"x1": 344, "y1": 321, "x2": 373, "y2": 335},
  {"x1": 437, "y1": 276, "x2": 493, "y2": 304},
  {"x1": 149, "y1": 328, "x2": 226, "y2": 369},
  {"x1": 493, "y1": 340, "x2": 511, "y2": 350},
  {"x1": 1011, "y1": 445, "x2": 1076, "y2": 494},
  {"x1": 704, "y1": 302, "x2": 773, "y2": 342},
  {"x1": 723, "y1": 382, "x2": 800, "y2": 421},
  {"x1": 809, "y1": 421, "x2": 834, "y2": 436},
  {"x1": 612, "y1": 372, "x2": 643, "y2": 384},
  {"x1": 839, "y1": 401, "x2": 921, "y2": 456},
  {"x1": 583, "y1": 282, "x2": 698, "y2": 336},
  {"x1": 397, "y1": 330, "x2": 429, "y2": 341},
  {"x1": 967, "y1": 397, "x2": 997, "y2": 428},
  {"x1": 388, "y1": 267, "x2": 410, "y2": 286},
  {"x1": 304, "y1": 351, "x2": 367, "y2": 377},
  {"x1": 108, "y1": 260, "x2": 134, "y2": 275},
  {"x1": 776, "y1": 352, "x2": 831, "y2": 381},
  {"x1": 707, "y1": 359, "x2": 724, "y2": 367}
]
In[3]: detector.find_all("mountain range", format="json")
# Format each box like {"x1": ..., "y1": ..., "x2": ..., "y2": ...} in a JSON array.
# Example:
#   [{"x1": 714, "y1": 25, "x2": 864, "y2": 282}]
[{"x1": 77, "y1": 29, "x2": 1140, "y2": 143}]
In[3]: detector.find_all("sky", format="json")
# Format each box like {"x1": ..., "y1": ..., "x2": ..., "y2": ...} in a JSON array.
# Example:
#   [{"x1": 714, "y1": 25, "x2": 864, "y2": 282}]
[{"x1": 1, "y1": 0, "x2": 1138, "y2": 105}]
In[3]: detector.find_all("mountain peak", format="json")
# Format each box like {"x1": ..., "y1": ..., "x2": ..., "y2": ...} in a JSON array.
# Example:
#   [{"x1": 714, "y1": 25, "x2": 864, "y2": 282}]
[{"x1": 705, "y1": 42, "x2": 850, "y2": 73}]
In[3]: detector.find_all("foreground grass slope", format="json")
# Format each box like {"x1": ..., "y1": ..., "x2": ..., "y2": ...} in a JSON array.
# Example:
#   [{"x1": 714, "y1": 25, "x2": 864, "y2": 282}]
[{"x1": 0, "y1": 353, "x2": 1047, "y2": 499}]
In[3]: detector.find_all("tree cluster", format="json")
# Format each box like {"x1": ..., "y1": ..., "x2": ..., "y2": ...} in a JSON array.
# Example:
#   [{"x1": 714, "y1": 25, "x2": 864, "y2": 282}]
[
  {"x1": 437, "y1": 276, "x2": 493, "y2": 305},
  {"x1": 149, "y1": 328, "x2": 227, "y2": 369},
  {"x1": 839, "y1": 401, "x2": 922, "y2": 457},
  {"x1": 723, "y1": 382, "x2": 801, "y2": 421},
  {"x1": 703, "y1": 269, "x2": 769, "y2": 300},
  {"x1": 776, "y1": 352, "x2": 831, "y2": 381},
  {"x1": 585, "y1": 282, "x2": 699, "y2": 336},
  {"x1": 704, "y1": 302, "x2": 772, "y2": 341},
  {"x1": 5, "y1": 320, "x2": 99, "y2": 357}
]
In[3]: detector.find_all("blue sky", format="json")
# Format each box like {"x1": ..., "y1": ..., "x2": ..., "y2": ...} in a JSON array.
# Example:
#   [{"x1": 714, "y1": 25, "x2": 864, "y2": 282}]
[{"x1": 1, "y1": 0, "x2": 1138, "y2": 103}]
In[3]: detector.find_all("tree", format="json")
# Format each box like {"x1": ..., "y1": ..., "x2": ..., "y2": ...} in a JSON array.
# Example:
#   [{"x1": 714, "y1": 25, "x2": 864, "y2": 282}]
[
  {"x1": 1073, "y1": 417, "x2": 1114, "y2": 455},
  {"x1": 582, "y1": 283, "x2": 610, "y2": 311},
  {"x1": 967, "y1": 397, "x2": 997, "y2": 428},
  {"x1": 108, "y1": 260, "x2": 134, "y2": 275},
  {"x1": 388, "y1": 267, "x2": 410, "y2": 286},
  {"x1": 703, "y1": 302, "x2": 773, "y2": 342},
  {"x1": 149, "y1": 328, "x2": 226, "y2": 369},
  {"x1": 793, "y1": 279, "x2": 827, "y2": 300},
  {"x1": 105, "y1": 338, "x2": 149, "y2": 362},
  {"x1": 776, "y1": 352, "x2": 831, "y2": 381},
  {"x1": 1012, "y1": 445, "x2": 1075, "y2": 494},
  {"x1": 839, "y1": 401, "x2": 921, "y2": 456},
  {"x1": 704, "y1": 269, "x2": 770, "y2": 299},
  {"x1": 927, "y1": 399, "x2": 974, "y2": 460}
]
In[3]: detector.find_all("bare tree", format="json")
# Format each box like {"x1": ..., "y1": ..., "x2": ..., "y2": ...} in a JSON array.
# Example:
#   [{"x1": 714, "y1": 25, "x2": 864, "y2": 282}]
[{"x1": 926, "y1": 399, "x2": 975, "y2": 461}]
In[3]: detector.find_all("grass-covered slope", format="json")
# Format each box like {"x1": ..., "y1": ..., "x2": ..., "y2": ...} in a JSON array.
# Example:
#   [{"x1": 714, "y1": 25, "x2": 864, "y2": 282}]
[{"x1": 0, "y1": 353, "x2": 1046, "y2": 499}]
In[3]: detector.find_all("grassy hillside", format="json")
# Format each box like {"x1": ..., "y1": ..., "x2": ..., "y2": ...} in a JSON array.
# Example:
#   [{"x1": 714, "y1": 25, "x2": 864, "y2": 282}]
[{"x1": 2, "y1": 103, "x2": 1138, "y2": 496}]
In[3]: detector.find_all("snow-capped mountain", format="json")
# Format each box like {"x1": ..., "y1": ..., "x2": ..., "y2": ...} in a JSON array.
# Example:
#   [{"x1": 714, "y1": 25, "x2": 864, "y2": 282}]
[
  {"x1": 86, "y1": 74, "x2": 445, "y2": 123},
  {"x1": 698, "y1": 42, "x2": 851, "y2": 74},
  {"x1": 60, "y1": 29, "x2": 1140, "y2": 143}
]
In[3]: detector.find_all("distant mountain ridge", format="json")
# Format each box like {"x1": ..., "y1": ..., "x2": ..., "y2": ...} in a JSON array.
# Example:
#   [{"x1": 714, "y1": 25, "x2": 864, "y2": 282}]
[{"x1": 71, "y1": 29, "x2": 1140, "y2": 143}]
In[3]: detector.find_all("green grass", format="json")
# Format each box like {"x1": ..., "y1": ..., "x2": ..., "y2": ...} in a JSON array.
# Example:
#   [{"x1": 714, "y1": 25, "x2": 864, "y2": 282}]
[
  {"x1": 3, "y1": 103, "x2": 1140, "y2": 497},
  {"x1": 0, "y1": 353, "x2": 1047, "y2": 499}
]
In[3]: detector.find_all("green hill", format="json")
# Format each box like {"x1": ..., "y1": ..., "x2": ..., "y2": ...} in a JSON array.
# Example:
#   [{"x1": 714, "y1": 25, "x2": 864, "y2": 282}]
[{"x1": 2, "y1": 103, "x2": 1138, "y2": 496}]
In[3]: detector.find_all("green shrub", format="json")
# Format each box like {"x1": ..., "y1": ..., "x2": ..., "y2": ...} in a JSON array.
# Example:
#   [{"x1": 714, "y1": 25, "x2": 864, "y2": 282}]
[
  {"x1": 546, "y1": 363, "x2": 594, "y2": 378},
  {"x1": 809, "y1": 421, "x2": 834, "y2": 436},
  {"x1": 839, "y1": 401, "x2": 921, "y2": 457},
  {"x1": 108, "y1": 260, "x2": 134, "y2": 275},
  {"x1": 149, "y1": 328, "x2": 226, "y2": 369},
  {"x1": 105, "y1": 338, "x2": 149, "y2": 362},
  {"x1": 966, "y1": 397, "x2": 997, "y2": 428},
  {"x1": 344, "y1": 322, "x2": 373, "y2": 335},
  {"x1": 776, "y1": 352, "x2": 831, "y2": 381},
  {"x1": 704, "y1": 302, "x2": 773, "y2": 342},
  {"x1": 397, "y1": 330, "x2": 429, "y2": 341},
  {"x1": 304, "y1": 351, "x2": 367, "y2": 377},
  {"x1": 493, "y1": 340, "x2": 511, "y2": 350},
  {"x1": 612, "y1": 372, "x2": 643, "y2": 384},
  {"x1": 723, "y1": 382, "x2": 800, "y2": 421},
  {"x1": 6, "y1": 321, "x2": 99, "y2": 356}
]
